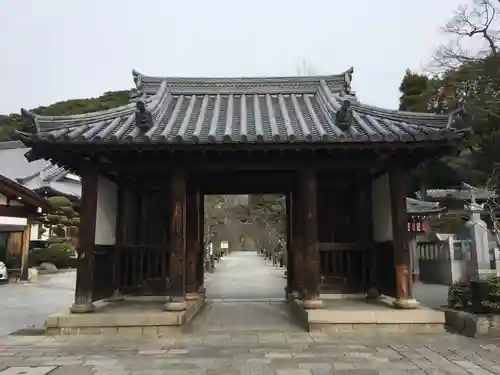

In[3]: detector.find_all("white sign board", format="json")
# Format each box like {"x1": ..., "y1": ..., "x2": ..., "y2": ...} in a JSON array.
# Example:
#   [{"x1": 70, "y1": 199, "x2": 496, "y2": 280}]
[{"x1": 220, "y1": 241, "x2": 229, "y2": 249}]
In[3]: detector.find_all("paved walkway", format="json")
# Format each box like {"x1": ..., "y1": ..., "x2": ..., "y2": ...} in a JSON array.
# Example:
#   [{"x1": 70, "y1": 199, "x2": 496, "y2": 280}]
[
  {"x1": 0, "y1": 271, "x2": 75, "y2": 337},
  {"x1": 189, "y1": 251, "x2": 300, "y2": 332},
  {"x1": 1, "y1": 252, "x2": 500, "y2": 374}
]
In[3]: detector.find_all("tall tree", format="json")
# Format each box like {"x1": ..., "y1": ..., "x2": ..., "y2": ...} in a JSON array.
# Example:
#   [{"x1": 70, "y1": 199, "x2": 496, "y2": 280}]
[{"x1": 399, "y1": 0, "x2": 500, "y2": 190}]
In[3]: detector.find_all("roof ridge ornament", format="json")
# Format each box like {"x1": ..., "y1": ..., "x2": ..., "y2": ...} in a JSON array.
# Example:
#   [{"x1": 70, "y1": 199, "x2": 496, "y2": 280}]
[
  {"x1": 446, "y1": 107, "x2": 466, "y2": 129},
  {"x1": 20, "y1": 108, "x2": 40, "y2": 133},
  {"x1": 343, "y1": 67, "x2": 354, "y2": 94},
  {"x1": 132, "y1": 69, "x2": 143, "y2": 90},
  {"x1": 335, "y1": 99, "x2": 353, "y2": 131},
  {"x1": 135, "y1": 101, "x2": 153, "y2": 133}
]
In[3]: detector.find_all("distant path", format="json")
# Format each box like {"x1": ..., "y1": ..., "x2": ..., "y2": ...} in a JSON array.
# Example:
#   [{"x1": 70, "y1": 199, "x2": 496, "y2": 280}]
[
  {"x1": 205, "y1": 251, "x2": 286, "y2": 301},
  {"x1": 189, "y1": 251, "x2": 301, "y2": 332}
]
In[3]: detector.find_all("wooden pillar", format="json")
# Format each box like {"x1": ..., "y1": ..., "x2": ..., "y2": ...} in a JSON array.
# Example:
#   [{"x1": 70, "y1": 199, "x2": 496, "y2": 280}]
[
  {"x1": 196, "y1": 193, "x2": 205, "y2": 293},
  {"x1": 298, "y1": 168, "x2": 323, "y2": 309},
  {"x1": 390, "y1": 166, "x2": 419, "y2": 309},
  {"x1": 358, "y1": 174, "x2": 378, "y2": 298},
  {"x1": 19, "y1": 223, "x2": 31, "y2": 282},
  {"x1": 185, "y1": 185, "x2": 199, "y2": 299},
  {"x1": 291, "y1": 185, "x2": 302, "y2": 298},
  {"x1": 164, "y1": 169, "x2": 187, "y2": 311},
  {"x1": 108, "y1": 181, "x2": 125, "y2": 302},
  {"x1": 70, "y1": 166, "x2": 98, "y2": 313},
  {"x1": 285, "y1": 192, "x2": 294, "y2": 295}
]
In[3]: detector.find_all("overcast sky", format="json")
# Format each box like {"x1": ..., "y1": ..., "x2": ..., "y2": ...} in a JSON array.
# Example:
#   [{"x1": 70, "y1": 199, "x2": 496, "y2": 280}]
[{"x1": 0, "y1": 0, "x2": 460, "y2": 114}]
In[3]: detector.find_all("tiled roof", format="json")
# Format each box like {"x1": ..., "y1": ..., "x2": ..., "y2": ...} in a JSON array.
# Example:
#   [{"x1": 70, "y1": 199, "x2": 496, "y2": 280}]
[
  {"x1": 0, "y1": 173, "x2": 54, "y2": 212},
  {"x1": 0, "y1": 141, "x2": 81, "y2": 199},
  {"x1": 406, "y1": 197, "x2": 444, "y2": 215},
  {"x1": 416, "y1": 187, "x2": 497, "y2": 201},
  {"x1": 17, "y1": 69, "x2": 466, "y2": 145}
]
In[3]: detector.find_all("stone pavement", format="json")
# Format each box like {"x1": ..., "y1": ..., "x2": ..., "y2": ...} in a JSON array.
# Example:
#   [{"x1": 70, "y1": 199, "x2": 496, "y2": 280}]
[
  {"x1": 1, "y1": 252, "x2": 499, "y2": 374},
  {"x1": 190, "y1": 251, "x2": 300, "y2": 333},
  {"x1": 0, "y1": 271, "x2": 75, "y2": 336},
  {"x1": 204, "y1": 251, "x2": 287, "y2": 301},
  {"x1": 1, "y1": 332, "x2": 500, "y2": 374}
]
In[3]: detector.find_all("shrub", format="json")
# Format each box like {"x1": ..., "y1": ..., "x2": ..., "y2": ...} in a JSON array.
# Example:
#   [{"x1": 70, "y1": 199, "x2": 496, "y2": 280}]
[
  {"x1": 448, "y1": 280, "x2": 471, "y2": 308},
  {"x1": 483, "y1": 277, "x2": 500, "y2": 311},
  {"x1": 449, "y1": 277, "x2": 500, "y2": 312},
  {"x1": 31, "y1": 243, "x2": 74, "y2": 269}
]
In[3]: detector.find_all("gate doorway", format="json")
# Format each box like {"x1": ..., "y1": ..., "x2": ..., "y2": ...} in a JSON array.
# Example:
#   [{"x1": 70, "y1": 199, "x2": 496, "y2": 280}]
[
  {"x1": 193, "y1": 193, "x2": 298, "y2": 331},
  {"x1": 202, "y1": 193, "x2": 288, "y2": 301}
]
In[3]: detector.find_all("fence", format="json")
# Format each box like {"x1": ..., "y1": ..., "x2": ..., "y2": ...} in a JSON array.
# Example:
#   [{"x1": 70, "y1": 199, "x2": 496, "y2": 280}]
[{"x1": 415, "y1": 238, "x2": 472, "y2": 285}]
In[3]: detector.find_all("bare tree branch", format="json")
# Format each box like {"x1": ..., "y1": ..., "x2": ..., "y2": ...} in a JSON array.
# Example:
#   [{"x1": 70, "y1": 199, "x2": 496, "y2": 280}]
[{"x1": 432, "y1": 0, "x2": 499, "y2": 71}]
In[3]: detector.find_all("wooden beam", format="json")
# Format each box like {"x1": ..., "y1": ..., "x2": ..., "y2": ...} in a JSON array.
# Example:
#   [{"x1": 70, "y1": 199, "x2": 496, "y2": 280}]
[
  {"x1": 0, "y1": 205, "x2": 35, "y2": 218},
  {"x1": 318, "y1": 242, "x2": 374, "y2": 251},
  {"x1": 101, "y1": 159, "x2": 386, "y2": 173}
]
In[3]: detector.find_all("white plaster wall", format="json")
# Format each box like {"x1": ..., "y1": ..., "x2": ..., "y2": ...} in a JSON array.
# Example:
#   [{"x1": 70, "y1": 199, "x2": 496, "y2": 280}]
[
  {"x1": 94, "y1": 176, "x2": 118, "y2": 245},
  {"x1": 30, "y1": 224, "x2": 49, "y2": 240},
  {"x1": 30, "y1": 224, "x2": 39, "y2": 240},
  {"x1": 0, "y1": 216, "x2": 27, "y2": 226},
  {"x1": 371, "y1": 172, "x2": 393, "y2": 242},
  {"x1": 0, "y1": 193, "x2": 6, "y2": 205}
]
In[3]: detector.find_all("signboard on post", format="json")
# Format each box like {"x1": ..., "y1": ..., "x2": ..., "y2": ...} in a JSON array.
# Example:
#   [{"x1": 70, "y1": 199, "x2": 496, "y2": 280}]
[{"x1": 220, "y1": 241, "x2": 229, "y2": 249}]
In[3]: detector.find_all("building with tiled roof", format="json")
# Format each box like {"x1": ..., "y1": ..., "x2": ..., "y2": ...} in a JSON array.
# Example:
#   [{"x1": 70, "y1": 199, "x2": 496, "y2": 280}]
[
  {"x1": 0, "y1": 141, "x2": 80, "y2": 202},
  {"x1": 15, "y1": 68, "x2": 468, "y2": 325}
]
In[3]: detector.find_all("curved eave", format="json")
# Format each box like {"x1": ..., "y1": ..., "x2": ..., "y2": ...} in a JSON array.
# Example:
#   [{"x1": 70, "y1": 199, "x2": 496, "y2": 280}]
[
  {"x1": 318, "y1": 80, "x2": 458, "y2": 131},
  {"x1": 19, "y1": 80, "x2": 168, "y2": 133},
  {"x1": 15, "y1": 136, "x2": 463, "y2": 149}
]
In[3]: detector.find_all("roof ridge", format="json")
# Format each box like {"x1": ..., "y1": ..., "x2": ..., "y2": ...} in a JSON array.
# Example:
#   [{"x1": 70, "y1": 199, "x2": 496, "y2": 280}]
[
  {"x1": 132, "y1": 67, "x2": 354, "y2": 83},
  {"x1": 132, "y1": 67, "x2": 354, "y2": 95},
  {"x1": 20, "y1": 81, "x2": 169, "y2": 132}
]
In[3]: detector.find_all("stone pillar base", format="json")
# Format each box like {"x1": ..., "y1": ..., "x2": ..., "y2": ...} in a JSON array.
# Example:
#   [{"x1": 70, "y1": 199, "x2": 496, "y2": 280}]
[
  {"x1": 106, "y1": 290, "x2": 126, "y2": 302},
  {"x1": 365, "y1": 287, "x2": 380, "y2": 300},
  {"x1": 164, "y1": 297, "x2": 187, "y2": 311},
  {"x1": 185, "y1": 292, "x2": 199, "y2": 301},
  {"x1": 70, "y1": 302, "x2": 95, "y2": 314},
  {"x1": 302, "y1": 299, "x2": 325, "y2": 309},
  {"x1": 393, "y1": 298, "x2": 420, "y2": 310},
  {"x1": 197, "y1": 286, "x2": 206, "y2": 295}
]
